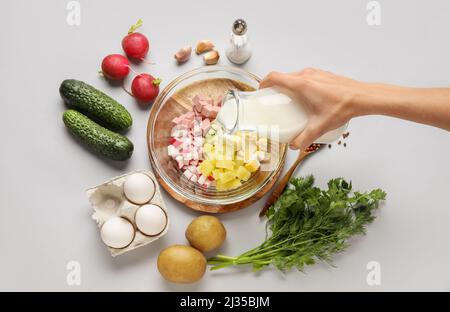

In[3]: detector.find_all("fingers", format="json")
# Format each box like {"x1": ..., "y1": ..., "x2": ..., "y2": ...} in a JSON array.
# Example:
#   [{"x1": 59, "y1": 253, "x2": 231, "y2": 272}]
[
  {"x1": 289, "y1": 123, "x2": 322, "y2": 151},
  {"x1": 259, "y1": 71, "x2": 295, "y2": 89}
]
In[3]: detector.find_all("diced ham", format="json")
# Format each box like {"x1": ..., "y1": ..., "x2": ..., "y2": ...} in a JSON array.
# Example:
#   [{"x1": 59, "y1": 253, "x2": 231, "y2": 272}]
[
  {"x1": 168, "y1": 94, "x2": 227, "y2": 190},
  {"x1": 201, "y1": 119, "x2": 210, "y2": 135},
  {"x1": 172, "y1": 116, "x2": 183, "y2": 124},
  {"x1": 201, "y1": 105, "x2": 221, "y2": 118}
]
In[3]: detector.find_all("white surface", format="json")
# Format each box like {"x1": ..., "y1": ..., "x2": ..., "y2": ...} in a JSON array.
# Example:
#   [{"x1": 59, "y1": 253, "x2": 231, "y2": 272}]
[{"x1": 0, "y1": 0, "x2": 449, "y2": 291}]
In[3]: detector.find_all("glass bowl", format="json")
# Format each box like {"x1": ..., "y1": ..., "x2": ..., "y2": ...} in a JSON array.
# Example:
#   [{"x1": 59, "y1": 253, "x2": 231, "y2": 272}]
[{"x1": 147, "y1": 66, "x2": 287, "y2": 213}]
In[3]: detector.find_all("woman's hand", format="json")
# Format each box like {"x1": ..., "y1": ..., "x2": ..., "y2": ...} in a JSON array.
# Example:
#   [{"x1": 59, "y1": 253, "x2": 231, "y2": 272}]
[
  {"x1": 260, "y1": 68, "x2": 363, "y2": 150},
  {"x1": 260, "y1": 68, "x2": 450, "y2": 150}
]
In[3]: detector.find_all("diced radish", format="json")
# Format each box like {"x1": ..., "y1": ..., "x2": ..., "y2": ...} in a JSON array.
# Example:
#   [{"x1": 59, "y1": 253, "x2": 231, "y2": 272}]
[
  {"x1": 203, "y1": 180, "x2": 212, "y2": 188},
  {"x1": 183, "y1": 169, "x2": 193, "y2": 180},
  {"x1": 187, "y1": 165, "x2": 196, "y2": 173},
  {"x1": 167, "y1": 145, "x2": 179, "y2": 157},
  {"x1": 198, "y1": 174, "x2": 206, "y2": 185},
  {"x1": 192, "y1": 150, "x2": 199, "y2": 160},
  {"x1": 171, "y1": 129, "x2": 188, "y2": 138},
  {"x1": 193, "y1": 125, "x2": 202, "y2": 137},
  {"x1": 193, "y1": 137, "x2": 204, "y2": 146},
  {"x1": 190, "y1": 175, "x2": 198, "y2": 183},
  {"x1": 183, "y1": 152, "x2": 192, "y2": 161},
  {"x1": 172, "y1": 140, "x2": 182, "y2": 148}
]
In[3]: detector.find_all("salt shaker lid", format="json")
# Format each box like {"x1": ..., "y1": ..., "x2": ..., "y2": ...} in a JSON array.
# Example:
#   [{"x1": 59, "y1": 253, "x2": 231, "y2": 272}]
[{"x1": 232, "y1": 19, "x2": 247, "y2": 35}]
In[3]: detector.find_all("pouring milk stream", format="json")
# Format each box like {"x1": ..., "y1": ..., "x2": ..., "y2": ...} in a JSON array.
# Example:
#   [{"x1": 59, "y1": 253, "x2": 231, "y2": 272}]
[{"x1": 215, "y1": 87, "x2": 347, "y2": 143}]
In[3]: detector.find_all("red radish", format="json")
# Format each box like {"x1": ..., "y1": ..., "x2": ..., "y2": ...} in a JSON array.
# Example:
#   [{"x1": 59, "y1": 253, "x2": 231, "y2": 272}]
[
  {"x1": 122, "y1": 19, "x2": 149, "y2": 61},
  {"x1": 131, "y1": 74, "x2": 161, "y2": 103},
  {"x1": 101, "y1": 54, "x2": 130, "y2": 80}
]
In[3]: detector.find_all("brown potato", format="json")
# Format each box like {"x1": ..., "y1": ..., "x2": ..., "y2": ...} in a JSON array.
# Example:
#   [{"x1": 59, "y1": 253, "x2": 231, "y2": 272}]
[
  {"x1": 185, "y1": 215, "x2": 226, "y2": 252},
  {"x1": 157, "y1": 245, "x2": 206, "y2": 283}
]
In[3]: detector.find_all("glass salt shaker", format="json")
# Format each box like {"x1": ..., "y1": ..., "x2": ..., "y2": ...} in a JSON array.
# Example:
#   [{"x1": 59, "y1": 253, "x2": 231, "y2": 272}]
[{"x1": 226, "y1": 19, "x2": 252, "y2": 65}]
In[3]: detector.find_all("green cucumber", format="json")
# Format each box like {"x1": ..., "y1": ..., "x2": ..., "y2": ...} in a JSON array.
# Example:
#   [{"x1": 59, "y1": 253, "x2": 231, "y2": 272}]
[
  {"x1": 59, "y1": 79, "x2": 132, "y2": 131},
  {"x1": 63, "y1": 110, "x2": 133, "y2": 161}
]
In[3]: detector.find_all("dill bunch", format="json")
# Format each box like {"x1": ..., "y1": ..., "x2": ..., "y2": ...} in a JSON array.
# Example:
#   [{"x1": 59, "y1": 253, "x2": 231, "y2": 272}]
[{"x1": 208, "y1": 175, "x2": 386, "y2": 272}]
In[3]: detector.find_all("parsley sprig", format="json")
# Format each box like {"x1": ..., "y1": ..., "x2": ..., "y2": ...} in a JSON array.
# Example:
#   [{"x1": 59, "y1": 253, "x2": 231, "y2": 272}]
[{"x1": 208, "y1": 176, "x2": 386, "y2": 272}]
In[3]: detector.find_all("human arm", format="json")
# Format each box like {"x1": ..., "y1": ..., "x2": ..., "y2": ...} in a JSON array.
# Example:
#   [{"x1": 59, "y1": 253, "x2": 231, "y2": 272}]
[{"x1": 259, "y1": 68, "x2": 450, "y2": 150}]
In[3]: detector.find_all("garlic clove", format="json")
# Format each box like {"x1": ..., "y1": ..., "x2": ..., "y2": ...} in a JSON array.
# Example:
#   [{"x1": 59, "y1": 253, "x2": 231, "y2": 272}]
[
  {"x1": 174, "y1": 46, "x2": 192, "y2": 64},
  {"x1": 195, "y1": 40, "x2": 215, "y2": 54},
  {"x1": 203, "y1": 50, "x2": 220, "y2": 65}
]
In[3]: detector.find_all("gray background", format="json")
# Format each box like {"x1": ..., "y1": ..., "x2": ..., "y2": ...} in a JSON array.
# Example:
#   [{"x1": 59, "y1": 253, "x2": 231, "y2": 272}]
[{"x1": 1, "y1": 0, "x2": 449, "y2": 291}]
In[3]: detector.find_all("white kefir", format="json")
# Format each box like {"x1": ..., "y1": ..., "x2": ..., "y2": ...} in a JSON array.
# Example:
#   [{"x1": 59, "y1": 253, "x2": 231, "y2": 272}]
[{"x1": 216, "y1": 87, "x2": 347, "y2": 144}]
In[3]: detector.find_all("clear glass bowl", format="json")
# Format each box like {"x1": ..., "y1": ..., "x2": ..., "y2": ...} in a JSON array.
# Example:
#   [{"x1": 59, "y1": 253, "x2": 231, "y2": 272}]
[{"x1": 147, "y1": 66, "x2": 287, "y2": 212}]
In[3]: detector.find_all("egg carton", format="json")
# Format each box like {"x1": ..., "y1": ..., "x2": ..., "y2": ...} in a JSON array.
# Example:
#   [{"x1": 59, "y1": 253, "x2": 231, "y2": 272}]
[{"x1": 86, "y1": 170, "x2": 169, "y2": 257}]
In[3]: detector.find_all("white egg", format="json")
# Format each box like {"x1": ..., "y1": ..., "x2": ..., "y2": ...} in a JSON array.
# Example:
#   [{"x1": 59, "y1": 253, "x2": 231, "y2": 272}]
[
  {"x1": 123, "y1": 173, "x2": 155, "y2": 204},
  {"x1": 100, "y1": 217, "x2": 135, "y2": 249},
  {"x1": 135, "y1": 204, "x2": 167, "y2": 236}
]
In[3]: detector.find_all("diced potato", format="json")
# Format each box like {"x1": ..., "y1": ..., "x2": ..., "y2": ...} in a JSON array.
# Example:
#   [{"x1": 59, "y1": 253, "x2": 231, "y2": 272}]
[
  {"x1": 218, "y1": 171, "x2": 236, "y2": 184},
  {"x1": 215, "y1": 180, "x2": 227, "y2": 191},
  {"x1": 216, "y1": 160, "x2": 234, "y2": 170},
  {"x1": 245, "y1": 160, "x2": 260, "y2": 173},
  {"x1": 204, "y1": 145, "x2": 216, "y2": 160},
  {"x1": 199, "y1": 160, "x2": 214, "y2": 177},
  {"x1": 230, "y1": 178, "x2": 242, "y2": 189},
  {"x1": 257, "y1": 138, "x2": 268, "y2": 152},
  {"x1": 216, "y1": 179, "x2": 231, "y2": 191},
  {"x1": 203, "y1": 143, "x2": 214, "y2": 153},
  {"x1": 234, "y1": 159, "x2": 244, "y2": 166},
  {"x1": 236, "y1": 166, "x2": 251, "y2": 181},
  {"x1": 216, "y1": 178, "x2": 242, "y2": 191},
  {"x1": 236, "y1": 150, "x2": 251, "y2": 162},
  {"x1": 212, "y1": 168, "x2": 223, "y2": 180}
]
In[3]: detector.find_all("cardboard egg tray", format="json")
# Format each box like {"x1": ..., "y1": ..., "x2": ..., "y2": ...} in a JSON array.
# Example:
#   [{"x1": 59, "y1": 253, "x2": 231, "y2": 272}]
[{"x1": 86, "y1": 170, "x2": 169, "y2": 257}]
